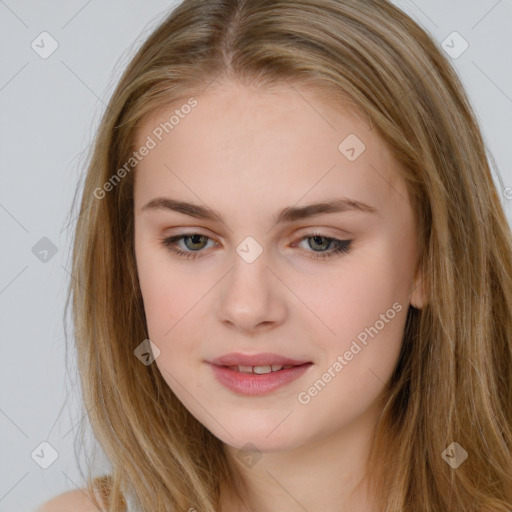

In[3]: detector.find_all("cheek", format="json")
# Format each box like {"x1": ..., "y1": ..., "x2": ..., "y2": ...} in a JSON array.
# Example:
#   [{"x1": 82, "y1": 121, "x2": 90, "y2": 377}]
[
  {"x1": 296, "y1": 244, "x2": 408, "y2": 385},
  {"x1": 134, "y1": 241, "x2": 218, "y2": 401},
  {"x1": 136, "y1": 253, "x2": 202, "y2": 388},
  {"x1": 290, "y1": 250, "x2": 399, "y2": 344},
  {"x1": 135, "y1": 238, "x2": 190, "y2": 344},
  {"x1": 135, "y1": 232, "x2": 208, "y2": 335},
  {"x1": 294, "y1": 294, "x2": 407, "y2": 436}
]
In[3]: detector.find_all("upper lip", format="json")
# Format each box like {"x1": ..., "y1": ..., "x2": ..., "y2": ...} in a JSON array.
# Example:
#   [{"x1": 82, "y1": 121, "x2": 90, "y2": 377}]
[{"x1": 210, "y1": 352, "x2": 311, "y2": 367}]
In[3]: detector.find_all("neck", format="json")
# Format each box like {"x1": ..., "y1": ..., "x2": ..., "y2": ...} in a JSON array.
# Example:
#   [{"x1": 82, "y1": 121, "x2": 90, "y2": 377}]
[{"x1": 220, "y1": 398, "x2": 384, "y2": 512}]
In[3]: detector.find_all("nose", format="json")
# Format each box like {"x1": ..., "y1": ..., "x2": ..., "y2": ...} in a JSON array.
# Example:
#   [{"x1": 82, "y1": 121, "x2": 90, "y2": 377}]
[{"x1": 216, "y1": 249, "x2": 288, "y2": 334}]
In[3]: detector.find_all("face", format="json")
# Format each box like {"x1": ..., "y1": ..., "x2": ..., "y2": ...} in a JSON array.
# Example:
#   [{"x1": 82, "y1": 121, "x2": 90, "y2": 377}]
[{"x1": 133, "y1": 81, "x2": 424, "y2": 452}]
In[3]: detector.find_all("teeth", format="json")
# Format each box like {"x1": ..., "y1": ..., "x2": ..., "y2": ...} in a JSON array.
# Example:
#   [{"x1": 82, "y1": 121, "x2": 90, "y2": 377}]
[
  {"x1": 232, "y1": 364, "x2": 292, "y2": 374},
  {"x1": 253, "y1": 365, "x2": 272, "y2": 374}
]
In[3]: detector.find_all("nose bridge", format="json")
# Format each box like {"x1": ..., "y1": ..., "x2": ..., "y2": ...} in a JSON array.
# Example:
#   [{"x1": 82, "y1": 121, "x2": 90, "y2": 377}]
[
  {"x1": 227, "y1": 238, "x2": 273, "y2": 307},
  {"x1": 216, "y1": 236, "x2": 286, "y2": 330}
]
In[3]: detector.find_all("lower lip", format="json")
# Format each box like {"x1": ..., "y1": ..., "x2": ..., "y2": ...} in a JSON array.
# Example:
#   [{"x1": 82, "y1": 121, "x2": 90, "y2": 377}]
[{"x1": 208, "y1": 363, "x2": 312, "y2": 396}]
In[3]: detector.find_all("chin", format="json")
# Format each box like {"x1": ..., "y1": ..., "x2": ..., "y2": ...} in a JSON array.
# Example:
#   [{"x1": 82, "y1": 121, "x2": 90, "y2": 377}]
[{"x1": 203, "y1": 411, "x2": 310, "y2": 453}]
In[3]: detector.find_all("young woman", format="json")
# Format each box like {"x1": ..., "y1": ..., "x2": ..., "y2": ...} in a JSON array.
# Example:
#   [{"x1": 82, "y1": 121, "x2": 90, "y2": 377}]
[{"x1": 38, "y1": 0, "x2": 512, "y2": 510}]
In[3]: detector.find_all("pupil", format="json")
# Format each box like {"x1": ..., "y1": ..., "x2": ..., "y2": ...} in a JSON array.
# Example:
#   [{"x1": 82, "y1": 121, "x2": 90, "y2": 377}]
[
  {"x1": 312, "y1": 235, "x2": 328, "y2": 250},
  {"x1": 187, "y1": 235, "x2": 205, "y2": 250}
]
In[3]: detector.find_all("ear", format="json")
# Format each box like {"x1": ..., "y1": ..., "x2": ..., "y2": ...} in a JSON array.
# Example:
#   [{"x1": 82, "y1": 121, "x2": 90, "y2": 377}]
[{"x1": 410, "y1": 263, "x2": 427, "y2": 309}]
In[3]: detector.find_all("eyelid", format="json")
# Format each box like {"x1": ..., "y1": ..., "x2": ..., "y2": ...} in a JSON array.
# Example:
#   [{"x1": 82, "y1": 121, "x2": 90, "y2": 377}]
[
  {"x1": 159, "y1": 227, "x2": 352, "y2": 249},
  {"x1": 162, "y1": 225, "x2": 351, "y2": 240},
  {"x1": 293, "y1": 226, "x2": 353, "y2": 238},
  {"x1": 160, "y1": 230, "x2": 352, "y2": 262}
]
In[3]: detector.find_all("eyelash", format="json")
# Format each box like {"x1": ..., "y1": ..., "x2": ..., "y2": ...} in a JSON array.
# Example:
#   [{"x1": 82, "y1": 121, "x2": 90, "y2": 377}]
[{"x1": 159, "y1": 232, "x2": 352, "y2": 260}]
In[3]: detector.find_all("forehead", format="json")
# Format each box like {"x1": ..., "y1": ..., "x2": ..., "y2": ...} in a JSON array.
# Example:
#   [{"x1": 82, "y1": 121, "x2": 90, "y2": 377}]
[{"x1": 132, "y1": 82, "x2": 408, "y2": 216}]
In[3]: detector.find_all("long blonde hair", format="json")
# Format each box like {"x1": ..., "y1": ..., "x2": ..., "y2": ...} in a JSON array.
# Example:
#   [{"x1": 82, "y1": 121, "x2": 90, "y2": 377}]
[{"x1": 67, "y1": 0, "x2": 512, "y2": 510}]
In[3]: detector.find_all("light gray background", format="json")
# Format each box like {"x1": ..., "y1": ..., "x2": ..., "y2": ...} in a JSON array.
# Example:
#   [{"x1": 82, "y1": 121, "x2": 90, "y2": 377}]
[{"x1": 1, "y1": 1, "x2": 511, "y2": 511}]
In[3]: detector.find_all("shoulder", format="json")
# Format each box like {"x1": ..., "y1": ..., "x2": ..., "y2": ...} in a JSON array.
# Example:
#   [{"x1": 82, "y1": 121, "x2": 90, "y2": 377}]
[{"x1": 35, "y1": 489, "x2": 103, "y2": 512}]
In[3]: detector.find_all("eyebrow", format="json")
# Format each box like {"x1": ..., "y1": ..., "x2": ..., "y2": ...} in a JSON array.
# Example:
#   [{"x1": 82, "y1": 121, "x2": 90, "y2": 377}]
[{"x1": 141, "y1": 196, "x2": 377, "y2": 224}]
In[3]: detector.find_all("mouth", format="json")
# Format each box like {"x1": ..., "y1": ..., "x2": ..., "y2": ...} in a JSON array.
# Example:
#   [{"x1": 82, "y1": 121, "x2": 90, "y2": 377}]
[
  {"x1": 210, "y1": 352, "x2": 310, "y2": 367},
  {"x1": 207, "y1": 353, "x2": 313, "y2": 396},
  {"x1": 225, "y1": 364, "x2": 301, "y2": 374}
]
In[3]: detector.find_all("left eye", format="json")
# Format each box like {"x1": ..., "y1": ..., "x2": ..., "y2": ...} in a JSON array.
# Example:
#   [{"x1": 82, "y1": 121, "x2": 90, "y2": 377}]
[{"x1": 160, "y1": 233, "x2": 352, "y2": 260}]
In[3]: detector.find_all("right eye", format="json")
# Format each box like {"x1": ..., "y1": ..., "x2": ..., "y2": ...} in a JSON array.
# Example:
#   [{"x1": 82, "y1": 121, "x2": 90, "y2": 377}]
[{"x1": 160, "y1": 233, "x2": 218, "y2": 259}]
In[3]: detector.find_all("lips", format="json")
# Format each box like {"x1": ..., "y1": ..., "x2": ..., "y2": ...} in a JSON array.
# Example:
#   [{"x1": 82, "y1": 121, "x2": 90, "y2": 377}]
[
  {"x1": 207, "y1": 352, "x2": 313, "y2": 396},
  {"x1": 210, "y1": 352, "x2": 310, "y2": 367}
]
